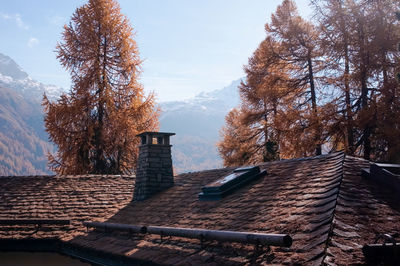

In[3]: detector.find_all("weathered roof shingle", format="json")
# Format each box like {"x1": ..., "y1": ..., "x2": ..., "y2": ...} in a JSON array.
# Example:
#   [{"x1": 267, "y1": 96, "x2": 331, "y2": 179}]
[{"x1": 1, "y1": 152, "x2": 399, "y2": 265}]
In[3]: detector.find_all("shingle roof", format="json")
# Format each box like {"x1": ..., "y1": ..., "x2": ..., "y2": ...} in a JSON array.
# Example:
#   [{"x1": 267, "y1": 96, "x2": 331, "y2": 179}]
[
  {"x1": 324, "y1": 156, "x2": 400, "y2": 265},
  {"x1": 0, "y1": 175, "x2": 134, "y2": 240},
  {"x1": 0, "y1": 152, "x2": 399, "y2": 265}
]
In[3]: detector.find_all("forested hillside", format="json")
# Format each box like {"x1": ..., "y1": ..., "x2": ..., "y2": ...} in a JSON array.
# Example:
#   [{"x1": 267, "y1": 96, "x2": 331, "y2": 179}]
[
  {"x1": 0, "y1": 53, "x2": 62, "y2": 175},
  {"x1": 0, "y1": 86, "x2": 53, "y2": 175}
]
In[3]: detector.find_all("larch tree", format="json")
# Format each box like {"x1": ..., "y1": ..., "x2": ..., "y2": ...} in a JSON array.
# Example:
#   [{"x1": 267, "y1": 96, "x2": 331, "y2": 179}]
[
  {"x1": 218, "y1": 108, "x2": 263, "y2": 167},
  {"x1": 219, "y1": 0, "x2": 400, "y2": 167},
  {"x1": 367, "y1": 0, "x2": 400, "y2": 162},
  {"x1": 313, "y1": 0, "x2": 400, "y2": 161},
  {"x1": 237, "y1": 38, "x2": 287, "y2": 161},
  {"x1": 312, "y1": 0, "x2": 356, "y2": 155},
  {"x1": 348, "y1": 0, "x2": 375, "y2": 160},
  {"x1": 266, "y1": 0, "x2": 324, "y2": 156},
  {"x1": 218, "y1": 38, "x2": 293, "y2": 165},
  {"x1": 219, "y1": 0, "x2": 324, "y2": 166},
  {"x1": 43, "y1": 0, "x2": 159, "y2": 175}
]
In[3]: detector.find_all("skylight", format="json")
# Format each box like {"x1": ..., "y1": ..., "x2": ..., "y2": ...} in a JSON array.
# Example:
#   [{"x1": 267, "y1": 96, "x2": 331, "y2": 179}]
[{"x1": 198, "y1": 166, "x2": 265, "y2": 200}]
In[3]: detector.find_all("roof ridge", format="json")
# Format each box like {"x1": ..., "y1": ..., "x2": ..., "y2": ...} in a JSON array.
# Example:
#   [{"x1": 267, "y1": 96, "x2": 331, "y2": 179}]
[
  {"x1": 176, "y1": 166, "x2": 234, "y2": 176},
  {"x1": 176, "y1": 152, "x2": 346, "y2": 177},
  {"x1": 260, "y1": 151, "x2": 345, "y2": 166},
  {"x1": 321, "y1": 152, "x2": 346, "y2": 264}
]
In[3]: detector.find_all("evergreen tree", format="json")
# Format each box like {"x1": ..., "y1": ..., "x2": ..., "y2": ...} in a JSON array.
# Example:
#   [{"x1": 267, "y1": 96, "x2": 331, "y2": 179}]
[{"x1": 43, "y1": 0, "x2": 159, "y2": 174}]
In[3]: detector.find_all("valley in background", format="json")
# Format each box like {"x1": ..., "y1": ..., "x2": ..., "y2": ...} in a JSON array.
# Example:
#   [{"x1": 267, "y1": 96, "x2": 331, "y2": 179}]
[{"x1": 0, "y1": 52, "x2": 240, "y2": 175}]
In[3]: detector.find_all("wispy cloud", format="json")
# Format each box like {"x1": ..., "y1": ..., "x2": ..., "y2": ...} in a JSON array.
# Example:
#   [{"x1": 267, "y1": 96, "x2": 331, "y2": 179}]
[
  {"x1": 47, "y1": 15, "x2": 65, "y2": 26},
  {"x1": 143, "y1": 76, "x2": 231, "y2": 83},
  {"x1": 27, "y1": 37, "x2": 39, "y2": 48},
  {"x1": 1, "y1": 13, "x2": 29, "y2": 30}
]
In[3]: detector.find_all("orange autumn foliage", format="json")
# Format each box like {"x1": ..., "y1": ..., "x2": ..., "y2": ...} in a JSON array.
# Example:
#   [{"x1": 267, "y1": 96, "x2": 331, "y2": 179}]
[
  {"x1": 219, "y1": 0, "x2": 400, "y2": 166},
  {"x1": 314, "y1": 0, "x2": 400, "y2": 161},
  {"x1": 43, "y1": 0, "x2": 159, "y2": 174}
]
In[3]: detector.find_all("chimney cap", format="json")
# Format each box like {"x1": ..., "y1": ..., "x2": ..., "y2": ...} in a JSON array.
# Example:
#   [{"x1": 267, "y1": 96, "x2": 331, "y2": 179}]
[{"x1": 136, "y1": 132, "x2": 175, "y2": 137}]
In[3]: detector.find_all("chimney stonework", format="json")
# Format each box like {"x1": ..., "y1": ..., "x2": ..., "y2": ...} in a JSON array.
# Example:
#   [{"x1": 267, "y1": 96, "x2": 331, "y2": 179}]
[{"x1": 133, "y1": 132, "x2": 175, "y2": 201}]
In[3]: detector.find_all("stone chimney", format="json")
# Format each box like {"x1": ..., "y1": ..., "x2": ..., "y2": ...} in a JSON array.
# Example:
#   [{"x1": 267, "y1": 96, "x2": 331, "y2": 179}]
[{"x1": 133, "y1": 132, "x2": 175, "y2": 201}]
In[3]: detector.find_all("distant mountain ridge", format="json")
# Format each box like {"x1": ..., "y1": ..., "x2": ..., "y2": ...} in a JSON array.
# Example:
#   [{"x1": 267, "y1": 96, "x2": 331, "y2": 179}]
[
  {"x1": 0, "y1": 52, "x2": 240, "y2": 175},
  {"x1": 160, "y1": 79, "x2": 241, "y2": 172},
  {"x1": 0, "y1": 53, "x2": 61, "y2": 175},
  {"x1": 0, "y1": 53, "x2": 63, "y2": 102},
  {"x1": 0, "y1": 53, "x2": 28, "y2": 80},
  {"x1": 0, "y1": 86, "x2": 52, "y2": 175}
]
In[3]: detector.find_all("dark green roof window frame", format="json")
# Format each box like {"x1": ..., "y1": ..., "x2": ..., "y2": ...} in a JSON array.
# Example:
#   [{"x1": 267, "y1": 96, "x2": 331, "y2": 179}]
[{"x1": 198, "y1": 166, "x2": 266, "y2": 201}]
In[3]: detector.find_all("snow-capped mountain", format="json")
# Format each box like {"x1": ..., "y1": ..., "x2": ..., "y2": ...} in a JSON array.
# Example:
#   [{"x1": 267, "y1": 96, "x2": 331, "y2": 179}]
[
  {"x1": 0, "y1": 53, "x2": 63, "y2": 175},
  {"x1": 0, "y1": 53, "x2": 64, "y2": 102},
  {"x1": 159, "y1": 79, "x2": 241, "y2": 172},
  {"x1": 0, "y1": 52, "x2": 242, "y2": 175},
  {"x1": 0, "y1": 53, "x2": 28, "y2": 80},
  {"x1": 161, "y1": 79, "x2": 240, "y2": 117}
]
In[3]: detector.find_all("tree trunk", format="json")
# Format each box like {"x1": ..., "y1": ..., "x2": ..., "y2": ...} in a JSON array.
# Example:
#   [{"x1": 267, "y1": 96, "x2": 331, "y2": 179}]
[
  {"x1": 360, "y1": 44, "x2": 371, "y2": 160},
  {"x1": 307, "y1": 53, "x2": 322, "y2": 155},
  {"x1": 344, "y1": 48, "x2": 354, "y2": 154},
  {"x1": 357, "y1": 14, "x2": 371, "y2": 160},
  {"x1": 94, "y1": 26, "x2": 106, "y2": 173},
  {"x1": 339, "y1": 0, "x2": 355, "y2": 155}
]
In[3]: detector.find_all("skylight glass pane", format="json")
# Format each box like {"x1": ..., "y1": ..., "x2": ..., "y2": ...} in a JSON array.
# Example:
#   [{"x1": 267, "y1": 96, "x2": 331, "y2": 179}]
[{"x1": 199, "y1": 166, "x2": 263, "y2": 200}]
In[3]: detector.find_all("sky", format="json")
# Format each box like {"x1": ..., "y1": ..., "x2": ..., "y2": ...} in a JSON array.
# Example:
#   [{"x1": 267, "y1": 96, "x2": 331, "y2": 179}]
[{"x1": 0, "y1": 0, "x2": 311, "y2": 102}]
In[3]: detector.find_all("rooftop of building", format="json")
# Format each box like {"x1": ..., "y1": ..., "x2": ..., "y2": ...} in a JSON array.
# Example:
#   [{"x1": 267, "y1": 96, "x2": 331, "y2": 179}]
[{"x1": 0, "y1": 152, "x2": 399, "y2": 265}]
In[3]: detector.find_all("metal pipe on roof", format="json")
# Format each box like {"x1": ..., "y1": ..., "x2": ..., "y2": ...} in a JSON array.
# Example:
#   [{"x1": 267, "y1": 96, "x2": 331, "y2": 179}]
[
  {"x1": 146, "y1": 226, "x2": 292, "y2": 247},
  {"x1": 83, "y1": 221, "x2": 292, "y2": 247},
  {"x1": 83, "y1": 221, "x2": 146, "y2": 234}
]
